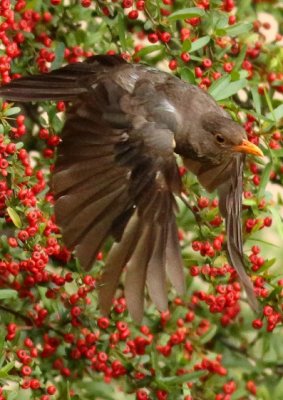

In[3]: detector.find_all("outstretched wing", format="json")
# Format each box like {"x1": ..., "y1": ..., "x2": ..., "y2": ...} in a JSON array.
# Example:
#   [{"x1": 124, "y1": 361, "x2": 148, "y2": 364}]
[{"x1": 0, "y1": 56, "x2": 185, "y2": 322}]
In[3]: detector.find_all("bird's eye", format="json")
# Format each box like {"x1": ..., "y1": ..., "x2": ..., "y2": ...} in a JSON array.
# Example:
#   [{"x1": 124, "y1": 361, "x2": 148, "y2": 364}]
[{"x1": 215, "y1": 134, "x2": 225, "y2": 144}]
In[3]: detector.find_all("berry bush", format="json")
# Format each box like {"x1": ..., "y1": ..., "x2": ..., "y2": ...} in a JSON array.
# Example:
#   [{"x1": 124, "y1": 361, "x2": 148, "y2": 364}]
[{"x1": 0, "y1": 0, "x2": 283, "y2": 399}]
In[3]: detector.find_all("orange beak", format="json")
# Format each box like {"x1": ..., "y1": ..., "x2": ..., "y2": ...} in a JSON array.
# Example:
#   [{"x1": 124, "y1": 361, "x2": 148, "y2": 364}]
[{"x1": 232, "y1": 139, "x2": 263, "y2": 157}]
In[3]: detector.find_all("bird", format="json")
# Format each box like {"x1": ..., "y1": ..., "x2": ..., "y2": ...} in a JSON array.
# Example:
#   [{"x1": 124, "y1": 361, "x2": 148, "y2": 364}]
[{"x1": 0, "y1": 54, "x2": 263, "y2": 322}]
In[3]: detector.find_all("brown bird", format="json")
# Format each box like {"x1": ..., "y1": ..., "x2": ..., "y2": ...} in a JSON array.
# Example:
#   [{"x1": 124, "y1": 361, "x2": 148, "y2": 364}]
[{"x1": 0, "y1": 55, "x2": 263, "y2": 322}]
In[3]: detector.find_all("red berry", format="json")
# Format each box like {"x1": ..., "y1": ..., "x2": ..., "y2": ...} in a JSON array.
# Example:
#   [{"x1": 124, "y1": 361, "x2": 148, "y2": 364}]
[
  {"x1": 21, "y1": 365, "x2": 32, "y2": 376},
  {"x1": 160, "y1": 32, "x2": 171, "y2": 43},
  {"x1": 195, "y1": 67, "x2": 203, "y2": 78},
  {"x1": 169, "y1": 59, "x2": 177, "y2": 70},
  {"x1": 252, "y1": 319, "x2": 263, "y2": 329},
  {"x1": 181, "y1": 52, "x2": 190, "y2": 63},
  {"x1": 47, "y1": 385, "x2": 56, "y2": 395},
  {"x1": 128, "y1": 10, "x2": 138, "y2": 19},
  {"x1": 202, "y1": 58, "x2": 212, "y2": 68}
]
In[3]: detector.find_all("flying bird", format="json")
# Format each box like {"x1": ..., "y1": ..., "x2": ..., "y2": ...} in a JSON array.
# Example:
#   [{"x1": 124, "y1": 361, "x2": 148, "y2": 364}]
[{"x1": 0, "y1": 55, "x2": 263, "y2": 322}]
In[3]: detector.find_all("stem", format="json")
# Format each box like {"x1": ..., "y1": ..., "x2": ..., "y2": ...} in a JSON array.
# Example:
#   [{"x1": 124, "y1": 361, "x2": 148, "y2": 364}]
[{"x1": 0, "y1": 304, "x2": 65, "y2": 337}]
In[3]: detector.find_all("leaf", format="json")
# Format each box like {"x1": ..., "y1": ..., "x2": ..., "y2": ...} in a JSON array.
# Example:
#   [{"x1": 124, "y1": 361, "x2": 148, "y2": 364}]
[
  {"x1": 156, "y1": 371, "x2": 206, "y2": 386},
  {"x1": 270, "y1": 207, "x2": 283, "y2": 241},
  {"x1": 66, "y1": 381, "x2": 71, "y2": 400},
  {"x1": 251, "y1": 86, "x2": 261, "y2": 115},
  {"x1": 136, "y1": 44, "x2": 164, "y2": 57},
  {"x1": 273, "y1": 377, "x2": 283, "y2": 400},
  {"x1": 144, "y1": 20, "x2": 153, "y2": 30},
  {"x1": 0, "y1": 289, "x2": 17, "y2": 300},
  {"x1": 117, "y1": 13, "x2": 127, "y2": 51},
  {"x1": 208, "y1": 74, "x2": 231, "y2": 99},
  {"x1": 51, "y1": 42, "x2": 66, "y2": 70},
  {"x1": 272, "y1": 148, "x2": 283, "y2": 158},
  {"x1": 0, "y1": 330, "x2": 5, "y2": 357},
  {"x1": 180, "y1": 67, "x2": 195, "y2": 84},
  {"x1": 234, "y1": 43, "x2": 247, "y2": 70},
  {"x1": 5, "y1": 107, "x2": 21, "y2": 117},
  {"x1": 213, "y1": 79, "x2": 248, "y2": 101},
  {"x1": 264, "y1": 88, "x2": 275, "y2": 120},
  {"x1": 190, "y1": 36, "x2": 210, "y2": 52},
  {"x1": 0, "y1": 361, "x2": 15, "y2": 377},
  {"x1": 217, "y1": 22, "x2": 253, "y2": 37},
  {"x1": 181, "y1": 39, "x2": 191, "y2": 52},
  {"x1": 168, "y1": 7, "x2": 205, "y2": 21},
  {"x1": 7, "y1": 207, "x2": 22, "y2": 228},
  {"x1": 199, "y1": 325, "x2": 218, "y2": 344},
  {"x1": 226, "y1": 22, "x2": 253, "y2": 35},
  {"x1": 260, "y1": 258, "x2": 276, "y2": 272},
  {"x1": 266, "y1": 104, "x2": 283, "y2": 122},
  {"x1": 258, "y1": 161, "x2": 272, "y2": 198}
]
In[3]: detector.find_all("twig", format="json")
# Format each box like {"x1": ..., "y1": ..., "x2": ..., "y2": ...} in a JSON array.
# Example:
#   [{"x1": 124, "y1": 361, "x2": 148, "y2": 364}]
[{"x1": 0, "y1": 304, "x2": 65, "y2": 337}]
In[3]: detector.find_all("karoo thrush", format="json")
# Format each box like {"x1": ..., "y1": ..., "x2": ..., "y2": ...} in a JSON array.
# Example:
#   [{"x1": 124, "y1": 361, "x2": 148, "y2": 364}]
[{"x1": 0, "y1": 55, "x2": 263, "y2": 322}]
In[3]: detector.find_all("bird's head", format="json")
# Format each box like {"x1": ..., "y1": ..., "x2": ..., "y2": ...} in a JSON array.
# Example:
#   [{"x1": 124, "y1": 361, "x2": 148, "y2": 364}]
[{"x1": 200, "y1": 112, "x2": 263, "y2": 160}]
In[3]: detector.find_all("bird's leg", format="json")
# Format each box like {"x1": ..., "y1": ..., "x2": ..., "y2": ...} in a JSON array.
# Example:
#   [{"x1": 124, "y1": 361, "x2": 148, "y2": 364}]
[{"x1": 180, "y1": 192, "x2": 209, "y2": 237}]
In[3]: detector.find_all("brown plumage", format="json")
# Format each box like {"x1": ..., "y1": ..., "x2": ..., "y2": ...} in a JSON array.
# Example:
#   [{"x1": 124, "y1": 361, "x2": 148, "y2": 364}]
[{"x1": 0, "y1": 55, "x2": 262, "y2": 322}]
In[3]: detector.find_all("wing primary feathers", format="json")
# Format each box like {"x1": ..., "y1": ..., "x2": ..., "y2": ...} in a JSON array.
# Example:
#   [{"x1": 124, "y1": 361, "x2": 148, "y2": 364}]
[
  {"x1": 124, "y1": 223, "x2": 155, "y2": 323},
  {"x1": 98, "y1": 211, "x2": 142, "y2": 316},
  {"x1": 146, "y1": 194, "x2": 169, "y2": 312},
  {"x1": 165, "y1": 217, "x2": 185, "y2": 295},
  {"x1": 225, "y1": 155, "x2": 259, "y2": 312}
]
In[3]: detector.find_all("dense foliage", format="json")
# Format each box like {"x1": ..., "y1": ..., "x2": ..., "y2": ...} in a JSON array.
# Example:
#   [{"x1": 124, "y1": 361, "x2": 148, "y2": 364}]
[{"x1": 0, "y1": 0, "x2": 282, "y2": 399}]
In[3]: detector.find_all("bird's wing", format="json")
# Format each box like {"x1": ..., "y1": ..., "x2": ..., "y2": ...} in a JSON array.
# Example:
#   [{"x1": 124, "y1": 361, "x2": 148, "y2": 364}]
[
  {"x1": 185, "y1": 155, "x2": 258, "y2": 311},
  {"x1": 0, "y1": 55, "x2": 127, "y2": 101},
  {"x1": 184, "y1": 153, "x2": 258, "y2": 311},
  {"x1": 0, "y1": 56, "x2": 185, "y2": 322},
  {"x1": 219, "y1": 155, "x2": 258, "y2": 312}
]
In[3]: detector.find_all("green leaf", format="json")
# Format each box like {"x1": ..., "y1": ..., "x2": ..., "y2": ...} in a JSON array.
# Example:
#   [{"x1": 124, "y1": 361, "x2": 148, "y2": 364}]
[
  {"x1": 272, "y1": 148, "x2": 283, "y2": 158},
  {"x1": 209, "y1": 74, "x2": 231, "y2": 99},
  {"x1": 136, "y1": 44, "x2": 164, "y2": 57},
  {"x1": 51, "y1": 42, "x2": 66, "y2": 70},
  {"x1": 0, "y1": 330, "x2": 5, "y2": 357},
  {"x1": 226, "y1": 22, "x2": 253, "y2": 35},
  {"x1": 199, "y1": 325, "x2": 218, "y2": 344},
  {"x1": 5, "y1": 107, "x2": 21, "y2": 117},
  {"x1": 190, "y1": 36, "x2": 210, "y2": 52},
  {"x1": 180, "y1": 67, "x2": 195, "y2": 84},
  {"x1": 0, "y1": 289, "x2": 17, "y2": 300},
  {"x1": 260, "y1": 258, "x2": 276, "y2": 272},
  {"x1": 144, "y1": 19, "x2": 153, "y2": 30},
  {"x1": 156, "y1": 371, "x2": 206, "y2": 386},
  {"x1": 217, "y1": 22, "x2": 253, "y2": 37},
  {"x1": 0, "y1": 361, "x2": 15, "y2": 377},
  {"x1": 213, "y1": 79, "x2": 248, "y2": 101},
  {"x1": 273, "y1": 377, "x2": 283, "y2": 400},
  {"x1": 168, "y1": 7, "x2": 205, "y2": 21},
  {"x1": 264, "y1": 88, "x2": 275, "y2": 120},
  {"x1": 117, "y1": 13, "x2": 127, "y2": 51},
  {"x1": 7, "y1": 207, "x2": 22, "y2": 228},
  {"x1": 258, "y1": 161, "x2": 272, "y2": 198},
  {"x1": 270, "y1": 207, "x2": 283, "y2": 241},
  {"x1": 251, "y1": 86, "x2": 261, "y2": 115},
  {"x1": 181, "y1": 39, "x2": 191, "y2": 52},
  {"x1": 66, "y1": 381, "x2": 71, "y2": 400},
  {"x1": 234, "y1": 43, "x2": 247, "y2": 70},
  {"x1": 266, "y1": 104, "x2": 283, "y2": 122}
]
